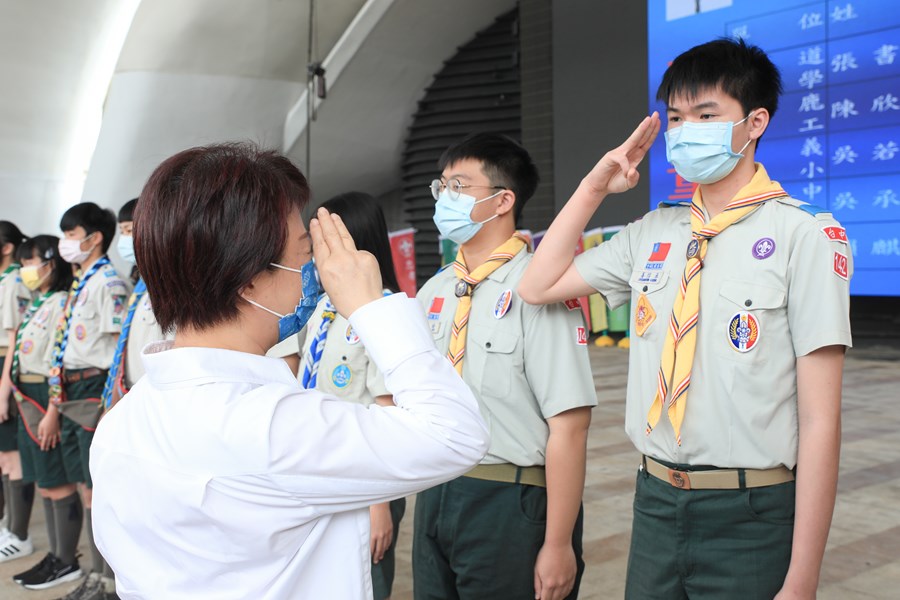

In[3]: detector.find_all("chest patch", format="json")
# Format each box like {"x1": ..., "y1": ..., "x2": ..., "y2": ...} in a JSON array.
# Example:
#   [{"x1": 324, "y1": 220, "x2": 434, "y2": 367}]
[
  {"x1": 727, "y1": 312, "x2": 760, "y2": 353},
  {"x1": 331, "y1": 364, "x2": 352, "y2": 389}
]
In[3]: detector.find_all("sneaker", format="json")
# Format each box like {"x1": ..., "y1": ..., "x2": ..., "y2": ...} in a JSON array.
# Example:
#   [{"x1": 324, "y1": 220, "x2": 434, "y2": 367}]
[
  {"x1": 21, "y1": 554, "x2": 83, "y2": 590},
  {"x1": 13, "y1": 551, "x2": 54, "y2": 584},
  {"x1": 55, "y1": 572, "x2": 101, "y2": 600},
  {"x1": 0, "y1": 533, "x2": 34, "y2": 562}
]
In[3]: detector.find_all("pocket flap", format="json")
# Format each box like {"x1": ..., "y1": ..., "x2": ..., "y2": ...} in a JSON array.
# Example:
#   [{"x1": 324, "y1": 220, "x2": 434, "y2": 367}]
[
  {"x1": 469, "y1": 328, "x2": 518, "y2": 354},
  {"x1": 719, "y1": 280, "x2": 785, "y2": 310}
]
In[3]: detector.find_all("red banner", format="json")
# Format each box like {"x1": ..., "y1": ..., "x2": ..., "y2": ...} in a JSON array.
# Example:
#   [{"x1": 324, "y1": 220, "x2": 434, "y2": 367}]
[{"x1": 389, "y1": 228, "x2": 417, "y2": 298}]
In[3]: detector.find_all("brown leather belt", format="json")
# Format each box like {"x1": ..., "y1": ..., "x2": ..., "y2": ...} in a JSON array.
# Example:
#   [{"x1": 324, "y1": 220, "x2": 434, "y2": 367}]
[
  {"x1": 18, "y1": 374, "x2": 47, "y2": 384},
  {"x1": 643, "y1": 456, "x2": 794, "y2": 490},
  {"x1": 62, "y1": 368, "x2": 106, "y2": 384},
  {"x1": 463, "y1": 463, "x2": 546, "y2": 488}
]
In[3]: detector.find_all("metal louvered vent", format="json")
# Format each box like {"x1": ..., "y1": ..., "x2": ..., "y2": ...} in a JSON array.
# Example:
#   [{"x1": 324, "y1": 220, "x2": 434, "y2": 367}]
[{"x1": 401, "y1": 8, "x2": 521, "y2": 286}]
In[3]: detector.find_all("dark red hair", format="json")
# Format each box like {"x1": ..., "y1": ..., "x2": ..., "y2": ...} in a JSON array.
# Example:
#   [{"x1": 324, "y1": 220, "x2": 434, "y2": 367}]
[{"x1": 134, "y1": 143, "x2": 309, "y2": 333}]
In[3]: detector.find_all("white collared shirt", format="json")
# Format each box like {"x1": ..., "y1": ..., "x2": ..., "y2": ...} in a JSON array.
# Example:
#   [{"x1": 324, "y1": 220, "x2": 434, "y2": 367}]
[{"x1": 90, "y1": 294, "x2": 489, "y2": 599}]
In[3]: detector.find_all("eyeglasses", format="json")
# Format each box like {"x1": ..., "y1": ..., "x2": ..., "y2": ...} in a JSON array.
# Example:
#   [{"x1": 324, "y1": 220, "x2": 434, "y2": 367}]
[{"x1": 430, "y1": 179, "x2": 506, "y2": 201}]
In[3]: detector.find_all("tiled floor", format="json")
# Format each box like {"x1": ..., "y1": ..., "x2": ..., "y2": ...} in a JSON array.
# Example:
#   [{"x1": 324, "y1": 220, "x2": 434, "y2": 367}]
[{"x1": 1, "y1": 344, "x2": 897, "y2": 599}]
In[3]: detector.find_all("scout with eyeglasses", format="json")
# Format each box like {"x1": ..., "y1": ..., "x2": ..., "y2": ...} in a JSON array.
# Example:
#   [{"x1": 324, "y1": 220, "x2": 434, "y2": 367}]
[{"x1": 414, "y1": 133, "x2": 596, "y2": 600}]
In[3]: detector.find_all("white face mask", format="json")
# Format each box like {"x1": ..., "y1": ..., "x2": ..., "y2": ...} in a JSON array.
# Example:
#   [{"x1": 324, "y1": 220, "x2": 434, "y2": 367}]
[{"x1": 59, "y1": 232, "x2": 97, "y2": 264}]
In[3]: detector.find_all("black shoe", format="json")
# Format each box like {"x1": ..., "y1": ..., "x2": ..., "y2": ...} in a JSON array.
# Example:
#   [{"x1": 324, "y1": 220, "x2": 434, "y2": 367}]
[
  {"x1": 21, "y1": 554, "x2": 83, "y2": 590},
  {"x1": 13, "y1": 551, "x2": 53, "y2": 585}
]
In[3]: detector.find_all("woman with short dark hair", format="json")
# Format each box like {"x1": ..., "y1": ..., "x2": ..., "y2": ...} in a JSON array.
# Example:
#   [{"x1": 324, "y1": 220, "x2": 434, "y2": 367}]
[{"x1": 89, "y1": 143, "x2": 489, "y2": 599}]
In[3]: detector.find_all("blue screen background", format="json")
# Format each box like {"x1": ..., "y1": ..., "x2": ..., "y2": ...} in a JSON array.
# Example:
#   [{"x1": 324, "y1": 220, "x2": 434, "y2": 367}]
[{"x1": 648, "y1": 0, "x2": 900, "y2": 296}]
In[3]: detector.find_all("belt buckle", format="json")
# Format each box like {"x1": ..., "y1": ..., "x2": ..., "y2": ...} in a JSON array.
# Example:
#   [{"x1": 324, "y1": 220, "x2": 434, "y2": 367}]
[{"x1": 667, "y1": 468, "x2": 692, "y2": 490}]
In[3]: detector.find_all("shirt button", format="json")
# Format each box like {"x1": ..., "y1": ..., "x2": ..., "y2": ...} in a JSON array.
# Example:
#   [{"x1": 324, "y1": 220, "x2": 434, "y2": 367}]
[
  {"x1": 485, "y1": 342, "x2": 492, "y2": 349},
  {"x1": 744, "y1": 300, "x2": 752, "y2": 307},
  {"x1": 642, "y1": 286, "x2": 648, "y2": 292}
]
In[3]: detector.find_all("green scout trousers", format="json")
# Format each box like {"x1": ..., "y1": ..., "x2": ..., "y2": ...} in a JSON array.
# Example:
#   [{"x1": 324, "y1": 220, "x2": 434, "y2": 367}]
[
  {"x1": 625, "y1": 466, "x2": 794, "y2": 599},
  {"x1": 60, "y1": 374, "x2": 106, "y2": 488},
  {"x1": 413, "y1": 475, "x2": 584, "y2": 600},
  {"x1": 17, "y1": 381, "x2": 75, "y2": 489}
]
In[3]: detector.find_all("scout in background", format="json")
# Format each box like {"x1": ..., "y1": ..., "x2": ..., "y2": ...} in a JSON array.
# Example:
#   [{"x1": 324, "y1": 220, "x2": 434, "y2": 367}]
[
  {"x1": 298, "y1": 191, "x2": 405, "y2": 600},
  {"x1": 100, "y1": 198, "x2": 171, "y2": 415},
  {"x1": 0, "y1": 220, "x2": 35, "y2": 561},
  {"x1": 7, "y1": 236, "x2": 83, "y2": 592},
  {"x1": 31, "y1": 202, "x2": 131, "y2": 600},
  {"x1": 414, "y1": 133, "x2": 596, "y2": 600},
  {"x1": 519, "y1": 38, "x2": 850, "y2": 599}
]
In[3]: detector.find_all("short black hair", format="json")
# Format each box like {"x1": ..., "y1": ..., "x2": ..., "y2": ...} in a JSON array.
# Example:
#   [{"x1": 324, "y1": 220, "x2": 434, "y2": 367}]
[
  {"x1": 118, "y1": 198, "x2": 139, "y2": 223},
  {"x1": 656, "y1": 38, "x2": 783, "y2": 121},
  {"x1": 0, "y1": 221, "x2": 26, "y2": 253},
  {"x1": 59, "y1": 202, "x2": 117, "y2": 253},
  {"x1": 16, "y1": 235, "x2": 74, "y2": 293},
  {"x1": 321, "y1": 192, "x2": 400, "y2": 293},
  {"x1": 438, "y1": 133, "x2": 539, "y2": 223}
]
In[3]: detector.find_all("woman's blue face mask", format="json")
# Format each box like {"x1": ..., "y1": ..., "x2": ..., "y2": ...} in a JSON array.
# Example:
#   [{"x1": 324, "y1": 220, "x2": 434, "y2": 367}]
[{"x1": 244, "y1": 260, "x2": 323, "y2": 342}]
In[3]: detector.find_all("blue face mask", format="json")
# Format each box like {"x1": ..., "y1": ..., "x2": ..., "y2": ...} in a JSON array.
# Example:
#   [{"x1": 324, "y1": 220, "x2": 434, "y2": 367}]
[
  {"x1": 245, "y1": 260, "x2": 323, "y2": 342},
  {"x1": 117, "y1": 235, "x2": 135, "y2": 265},
  {"x1": 664, "y1": 113, "x2": 754, "y2": 185},
  {"x1": 433, "y1": 189, "x2": 502, "y2": 245}
]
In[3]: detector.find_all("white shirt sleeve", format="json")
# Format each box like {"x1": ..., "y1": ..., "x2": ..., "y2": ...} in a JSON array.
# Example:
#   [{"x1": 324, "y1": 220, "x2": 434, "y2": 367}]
[{"x1": 267, "y1": 293, "x2": 489, "y2": 513}]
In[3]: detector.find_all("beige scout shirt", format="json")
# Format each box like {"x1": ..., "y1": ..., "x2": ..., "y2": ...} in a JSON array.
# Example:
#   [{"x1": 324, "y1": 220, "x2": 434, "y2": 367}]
[
  {"x1": 0, "y1": 267, "x2": 31, "y2": 344},
  {"x1": 418, "y1": 247, "x2": 597, "y2": 467},
  {"x1": 63, "y1": 261, "x2": 132, "y2": 370},
  {"x1": 18, "y1": 291, "x2": 68, "y2": 377},
  {"x1": 300, "y1": 293, "x2": 390, "y2": 405},
  {"x1": 574, "y1": 186, "x2": 852, "y2": 470},
  {"x1": 124, "y1": 292, "x2": 169, "y2": 388}
]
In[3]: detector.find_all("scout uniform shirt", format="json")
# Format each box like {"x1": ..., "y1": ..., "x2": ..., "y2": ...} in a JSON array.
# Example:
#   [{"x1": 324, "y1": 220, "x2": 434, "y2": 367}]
[
  {"x1": 301, "y1": 293, "x2": 389, "y2": 405},
  {"x1": 0, "y1": 267, "x2": 31, "y2": 348},
  {"x1": 17, "y1": 291, "x2": 69, "y2": 377},
  {"x1": 123, "y1": 293, "x2": 169, "y2": 388},
  {"x1": 63, "y1": 261, "x2": 132, "y2": 370},
  {"x1": 418, "y1": 246, "x2": 597, "y2": 467},
  {"x1": 573, "y1": 164, "x2": 852, "y2": 471}
]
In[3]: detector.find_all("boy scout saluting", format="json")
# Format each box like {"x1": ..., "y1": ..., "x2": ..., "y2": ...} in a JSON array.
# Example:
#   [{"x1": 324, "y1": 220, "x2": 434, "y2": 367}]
[
  {"x1": 48, "y1": 202, "x2": 131, "y2": 599},
  {"x1": 414, "y1": 133, "x2": 596, "y2": 600},
  {"x1": 519, "y1": 39, "x2": 850, "y2": 599}
]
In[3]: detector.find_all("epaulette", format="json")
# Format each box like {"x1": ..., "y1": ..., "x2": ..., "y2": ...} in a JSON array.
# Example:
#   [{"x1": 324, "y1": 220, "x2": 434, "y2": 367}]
[
  {"x1": 658, "y1": 199, "x2": 691, "y2": 208},
  {"x1": 774, "y1": 196, "x2": 831, "y2": 219}
]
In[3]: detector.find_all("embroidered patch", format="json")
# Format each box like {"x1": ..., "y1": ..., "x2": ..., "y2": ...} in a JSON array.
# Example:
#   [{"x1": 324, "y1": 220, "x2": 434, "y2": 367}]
[
  {"x1": 34, "y1": 306, "x2": 51, "y2": 325},
  {"x1": 727, "y1": 312, "x2": 760, "y2": 353},
  {"x1": 103, "y1": 270, "x2": 116, "y2": 278},
  {"x1": 644, "y1": 242, "x2": 671, "y2": 270},
  {"x1": 686, "y1": 239, "x2": 700, "y2": 259},
  {"x1": 429, "y1": 320, "x2": 442, "y2": 336},
  {"x1": 752, "y1": 237, "x2": 776, "y2": 260},
  {"x1": 636, "y1": 270, "x2": 663, "y2": 285},
  {"x1": 113, "y1": 295, "x2": 126, "y2": 314},
  {"x1": 494, "y1": 289, "x2": 512, "y2": 319},
  {"x1": 633, "y1": 293, "x2": 656, "y2": 337},
  {"x1": 17, "y1": 298, "x2": 28, "y2": 315},
  {"x1": 576, "y1": 326, "x2": 588, "y2": 346},
  {"x1": 345, "y1": 324, "x2": 360, "y2": 345},
  {"x1": 331, "y1": 364, "x2": 352, "y2": 388},
  {"x1": 833, "y1": 251, "x2": 849, "y2": 280},
  {"x1": 74, "y1": 324, "x2": 87, "y2": 341},
  {"x1": 21, "y1": 340, "x2": 34, "y2": 355},
  {"x1": 564, "y1": 298, "x2": 581, "y2": 311},
  {"x1": 822, "y1": 226, "x2": 848, "y2": 244}
]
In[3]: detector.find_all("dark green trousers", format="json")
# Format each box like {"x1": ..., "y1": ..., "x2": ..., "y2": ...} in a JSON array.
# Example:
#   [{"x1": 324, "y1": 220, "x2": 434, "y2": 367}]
[
  {"x1": 413, "y1": 476, "x2": 584, "y2": 600},
  {"x1": 17, "y1": 381, "x2": 73, "y2": 489},
  {"x1": 60, "y1": 374, "x2": 105, "y2": 488},
  {"x1": 372, "y1": 497, "x2": 407, "y2": 600},
  {"x1": 625, "y1": 466, "x2": 794, "y2": 599},
  {"x1": 0, "y1": 355, "x2": 18, "y2": 451}
]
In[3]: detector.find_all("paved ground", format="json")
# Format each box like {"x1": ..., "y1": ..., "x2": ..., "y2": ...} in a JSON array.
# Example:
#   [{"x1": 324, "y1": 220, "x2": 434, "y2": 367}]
[{"x1": 1, "y1": 343, "x2": 898, "y2": 599}]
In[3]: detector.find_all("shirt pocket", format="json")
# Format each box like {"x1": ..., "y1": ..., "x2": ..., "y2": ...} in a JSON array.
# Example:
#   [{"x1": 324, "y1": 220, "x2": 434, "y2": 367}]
[
  {"x1": 627, "y1": 270, "x2": 670, "y2": 341},
  {"x1": 714, "y1": 280, "x2": 786, "y2": 363},
  {"x1": 469, "y1": 327, "x2": 519, "y2": 399}
]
